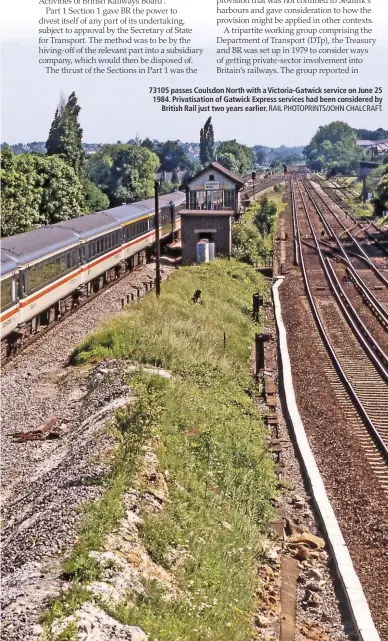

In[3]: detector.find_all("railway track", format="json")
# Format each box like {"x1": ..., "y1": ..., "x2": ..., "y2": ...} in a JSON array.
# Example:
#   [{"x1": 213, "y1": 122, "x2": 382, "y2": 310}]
[
  {"x1": 290, "y1": 177, "x2": 388, "y2": 491},
  {"x1": 303, "y1": 180, "x2": 388, "y2": 317},
  {"x1": 315, "y1": 178, "x2": 388, "y2": 254},
  {"x1": 1, "y1": 257, "x2": 173, "y2": 369},
  {"x1": 241, "y1": 172, "x2": 286, "y2": 201}
]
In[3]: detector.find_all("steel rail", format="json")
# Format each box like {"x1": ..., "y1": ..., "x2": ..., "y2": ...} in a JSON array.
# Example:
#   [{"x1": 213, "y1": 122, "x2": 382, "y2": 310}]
[
  {"x1": 289, "y1": 177, "x2": 299, "y2": 266},
  {"x1": 318, "y1": 180, "x2": 388, "y2": 256},
  {"x1": 291, "y1": 178, "x2": 388, "y2": 461},
  {"x1": 306, "y1": 180, "x2": 388, "y2": 284},
  {"x1": 325, "y1": 260, "x2": 388, "y2": 374},
  {"x1": 301, "y1": 181, "x2": 388, "y2": 327},
  {"x1": 298, "y1": 181, "x2": 388, "y2": 380},
  {"x1": 308, "y1": 179, "x2": 388, "y2": 262}
]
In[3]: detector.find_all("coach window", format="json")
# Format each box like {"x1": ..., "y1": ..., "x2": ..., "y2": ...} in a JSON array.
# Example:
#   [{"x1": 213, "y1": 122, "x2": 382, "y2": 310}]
[
  {"x1": 1, "y1": 277, "x2": 13, "y2": 310},
  {"x1": 29, "y1": 266, "x2": 35, "y2": 291}
]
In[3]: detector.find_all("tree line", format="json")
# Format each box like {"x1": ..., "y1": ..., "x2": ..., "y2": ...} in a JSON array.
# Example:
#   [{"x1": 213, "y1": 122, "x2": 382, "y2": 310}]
[
  {"x1": 0, "y1": 102, "x2": 259, "y2": 237},
  {"x1": 3, "y1": 90, "x2": 386, "y2": 238}
]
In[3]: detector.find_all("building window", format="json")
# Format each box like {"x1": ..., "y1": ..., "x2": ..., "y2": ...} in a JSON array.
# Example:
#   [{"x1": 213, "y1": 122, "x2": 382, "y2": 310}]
[
  {"x1": 188, "y1": 189, "x2": 234, "y2": 210},
  {"x1": 198, "y1": 232, "x2": 214, "y2": 242}
]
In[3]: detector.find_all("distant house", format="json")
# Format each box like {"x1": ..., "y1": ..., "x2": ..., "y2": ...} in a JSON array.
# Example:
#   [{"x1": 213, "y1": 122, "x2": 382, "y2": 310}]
[
  {"x1": 357, "y1": 139, "x2": 388, "y2": 157},
  {"x1": 156, "y1": 169, "x2": 188, "y2": 185}
]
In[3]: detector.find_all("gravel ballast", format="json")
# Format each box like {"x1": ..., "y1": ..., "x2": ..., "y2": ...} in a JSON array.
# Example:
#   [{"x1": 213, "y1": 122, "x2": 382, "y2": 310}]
[
  {"x1": 278, "y1": 189, "x2": 388, "y2": 639},
  {"x1": 1, "y1": 263, "x2": 175, "y2": 641}
]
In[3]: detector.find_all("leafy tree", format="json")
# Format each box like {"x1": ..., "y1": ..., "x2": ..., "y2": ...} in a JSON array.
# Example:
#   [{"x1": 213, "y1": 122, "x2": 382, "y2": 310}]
[
  {"x1": 1, "y1": 149, "x2": 85, "y2": 236},
  {"x1": 38, "y1": 155, "x2": 86, "y2": 223},
  {"x1": 256, "y1": 148, "x2": 267, "y2": 166},
  {"x1": 199, "y1": 117, "x2": 215, "y2": 166},
  {"x1": 155, "y1": 140, "x2": 192, "y2": 172},
  {"x1": 253, "y1": 196, "x2": 277, "y2": 236},
  {"x1": 86, "y1": 146, "x2": 114, "y2": 192},
  {"x1": 304, "y1": 121, "x2": 361, "y2": 174},
  {"x1": 83, "y1": 179, "x2": 110, "y2": 213},
  {"x1": 159, "y1": 180, "x2": 175, "y2": 195},
  {"x1": 46, "y1": 92, "x2": 86, "y2": 178},
  {"x1": 216, "y1": 140, "x2": 255, "y2": 175},
  {"x1": 354, "y1": 128, "x2": 388, "y2": 141},
  {"x1": 141, "y1": 137, "x2": 157, "y2": 151},
  {"x1": 87, "y1": 143, "x2": 159, "y2": 207},
  {"x1": 374, "y1": 165, "x2": 388, "y2": 216},
  {"x1": 171, "y1": 168, "x2": 180, "y2": 185},
  {"x1": 217, "y1": 152, "x2": 240, "y2": 174},
  {"x1": 1, "y1": 149, "x2": 43, "y2": 236},
  {"x1": 232, "y1": 225, "x2": 263, "y2": 265}
]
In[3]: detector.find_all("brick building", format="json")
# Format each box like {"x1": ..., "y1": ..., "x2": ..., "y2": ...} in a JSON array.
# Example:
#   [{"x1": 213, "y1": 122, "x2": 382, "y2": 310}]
[{"x1": 180, "y1": 162, "x2": 245, "y2": 264}]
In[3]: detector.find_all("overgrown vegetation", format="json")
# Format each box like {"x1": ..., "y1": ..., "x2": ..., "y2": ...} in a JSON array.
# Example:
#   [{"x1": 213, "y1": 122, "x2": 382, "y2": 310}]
[
  {"x1": 304, "y1": 121, "x2": 362, "y2": 174},
  {"x1": 0, "y1": 147, "x2": 87, "y2": 236},
  {"x1": 216, "y1": 140, "x2": 255, "y2": 175},
  {"x1": 374, "y1": 164, "x2": 388, "y2": 217},
  {"x1": 46, "y1": 261, "x2": 276, "y2": 641},
  {"x1": 232, "y1": 187, "x2": 285, "y2": 266}
]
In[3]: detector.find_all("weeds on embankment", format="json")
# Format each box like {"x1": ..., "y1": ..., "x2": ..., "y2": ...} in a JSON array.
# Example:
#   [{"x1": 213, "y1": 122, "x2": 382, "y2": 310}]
[
  {"x1": 232, "y1": 186, "x2": 285, "y2": 267},
  {"x1": 45, "y1": 260, "x2": 276, "y2": 641}
]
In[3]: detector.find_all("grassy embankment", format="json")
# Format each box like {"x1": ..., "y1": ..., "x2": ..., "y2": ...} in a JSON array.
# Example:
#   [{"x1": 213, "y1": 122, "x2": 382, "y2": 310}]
[{"x1": 44, "y1": 260, "x2": 277, "y2": 641}]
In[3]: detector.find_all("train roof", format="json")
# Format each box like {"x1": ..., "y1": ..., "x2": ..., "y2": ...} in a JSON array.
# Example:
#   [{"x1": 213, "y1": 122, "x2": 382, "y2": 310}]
[
  {"x1": 1, "y1": 226, "x2": 79, "y2": 266},
  {"x1": 159, "y1": 190, "x2": 186, "y2": 208},
  {"x1": 107, "y1": 201, "x2": 153, "y2": 224},
  {"x1": 55, "y1": 211, "x2": 120, "y2": 240},
  {"x1": 0, "y1": 248, "x2": 20, "y2": 278},
  {"x1": 107, "y1": 191, "x2": 186, "y2": 224},
  {"x1": 0, "y1": 191, "x2": 186, "y2": 271}
]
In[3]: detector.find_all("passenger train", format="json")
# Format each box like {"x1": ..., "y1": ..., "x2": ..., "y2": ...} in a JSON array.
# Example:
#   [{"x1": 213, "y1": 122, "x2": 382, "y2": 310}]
[{"x1": 1, "y1": 190, "x2": 185, "y2": 359}]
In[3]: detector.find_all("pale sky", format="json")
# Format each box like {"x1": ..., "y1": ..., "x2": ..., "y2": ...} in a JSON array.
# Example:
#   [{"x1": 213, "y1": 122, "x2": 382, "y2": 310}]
[{"x1": 1, "y1": 0, "x2": 388, "y2": 147}]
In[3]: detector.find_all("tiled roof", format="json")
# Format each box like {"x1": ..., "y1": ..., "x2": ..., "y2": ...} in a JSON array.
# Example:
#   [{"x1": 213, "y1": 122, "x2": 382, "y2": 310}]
[{"x1": 188, "y1": 162, "x2": 245, "y2": 186}]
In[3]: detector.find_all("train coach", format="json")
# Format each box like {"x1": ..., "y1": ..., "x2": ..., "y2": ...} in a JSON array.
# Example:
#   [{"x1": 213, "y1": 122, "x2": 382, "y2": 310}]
[{"x1": 1, "y1": 190, "x2": 185, "y2": 359}]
